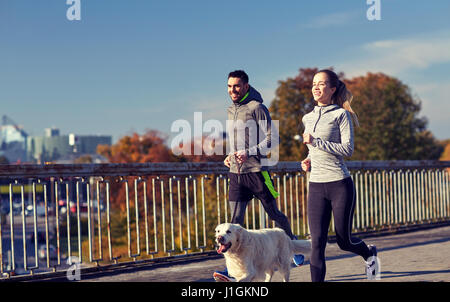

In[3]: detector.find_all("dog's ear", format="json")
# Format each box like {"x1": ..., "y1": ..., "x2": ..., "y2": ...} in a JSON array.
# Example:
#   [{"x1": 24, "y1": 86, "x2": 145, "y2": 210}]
[
  {"x1": 234, "y1": 224, "x2": 245, "y2": 242},
  {"x1": 233, "y1": 225, "x2": 248, "y2": 251}
]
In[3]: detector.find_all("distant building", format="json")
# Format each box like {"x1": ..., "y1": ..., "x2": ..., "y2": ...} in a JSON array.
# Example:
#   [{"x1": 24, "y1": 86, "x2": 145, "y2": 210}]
[
  {"x1": 68, "y1": 133, "x2": 111, "y2": 154},
  {"x1": 45, "y1": 127, "x2": 60, "y2": 137},
  {"x1": 0, "y1": 116, "x2": 112, "y2": 164},
  {"x1": 0, "y1": 117, "x2": 28, "y2": 163},
  {"x1": 27, "y1": 131, "x2": 112, "y2": 163}
]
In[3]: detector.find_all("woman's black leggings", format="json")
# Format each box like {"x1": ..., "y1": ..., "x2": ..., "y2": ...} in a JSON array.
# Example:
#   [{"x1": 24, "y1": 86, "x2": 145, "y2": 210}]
[{"x1": 307, "y1": 177, "x2": 372, "y2": 282}]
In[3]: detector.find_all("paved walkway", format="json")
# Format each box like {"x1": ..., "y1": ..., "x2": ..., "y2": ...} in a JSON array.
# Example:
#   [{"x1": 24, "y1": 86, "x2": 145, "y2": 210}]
[{"x1": 77, "y1": 225, "x2": 450, "y2": 282}]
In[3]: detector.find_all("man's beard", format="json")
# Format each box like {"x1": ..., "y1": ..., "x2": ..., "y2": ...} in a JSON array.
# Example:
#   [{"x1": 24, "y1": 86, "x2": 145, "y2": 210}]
[{"x1": 231, "y1": 95, "x2": 244, "y2": 103}]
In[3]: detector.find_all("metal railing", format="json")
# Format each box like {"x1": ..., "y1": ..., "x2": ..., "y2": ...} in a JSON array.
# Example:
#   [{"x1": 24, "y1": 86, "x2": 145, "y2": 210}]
[{"x1": 0, "y1": 160, "x2": 449, "y2": 279}]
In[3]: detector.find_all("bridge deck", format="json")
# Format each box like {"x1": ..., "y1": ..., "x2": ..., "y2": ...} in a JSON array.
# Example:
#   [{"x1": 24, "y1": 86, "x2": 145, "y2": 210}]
[{"x1": 72, "y1": 225, "x2": 450, "y2": 282}]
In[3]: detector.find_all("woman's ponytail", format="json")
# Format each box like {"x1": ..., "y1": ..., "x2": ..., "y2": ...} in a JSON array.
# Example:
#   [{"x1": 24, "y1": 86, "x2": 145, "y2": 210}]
[
  {"x1": 335, "y1": 80, "x2": 359, "y2": 127},
  {"x1": 316, "y1": 69, "x2": 360, "y2": 127}
]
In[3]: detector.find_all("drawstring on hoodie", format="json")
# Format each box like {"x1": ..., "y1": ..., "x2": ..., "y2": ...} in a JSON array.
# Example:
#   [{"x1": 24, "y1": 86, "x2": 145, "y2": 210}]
[{"x1": 234, "y1": 154, "x2": 242, "y2": 184}]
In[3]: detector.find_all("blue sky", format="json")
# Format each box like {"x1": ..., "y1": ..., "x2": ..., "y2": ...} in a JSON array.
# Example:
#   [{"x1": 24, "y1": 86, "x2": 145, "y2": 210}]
[{"x1": 1, "y1": 0, "x2": 449, "y2": 143}]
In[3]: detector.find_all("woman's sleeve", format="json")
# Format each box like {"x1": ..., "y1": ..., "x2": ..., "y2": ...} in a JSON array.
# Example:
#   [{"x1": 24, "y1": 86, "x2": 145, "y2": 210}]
[{"x1": 311, "y1": 111, "x2": 354, "y2": 157}]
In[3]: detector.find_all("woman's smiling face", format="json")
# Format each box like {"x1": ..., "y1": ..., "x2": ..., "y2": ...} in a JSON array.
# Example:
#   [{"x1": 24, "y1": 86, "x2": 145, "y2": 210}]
[{"x1": 312, "y1": 72, "x2": 336, "y2": 106}]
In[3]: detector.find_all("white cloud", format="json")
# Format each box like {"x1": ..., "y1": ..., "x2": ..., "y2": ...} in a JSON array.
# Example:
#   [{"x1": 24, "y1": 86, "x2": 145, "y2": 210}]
[
  {"x1": 339, "y1": 30, "x2": 450, "y2": 77},
  {"x1": 413, "y1": 81, "x2": 450, "y2": 131},
  {"x1": 335, "y1": 30, "x2": 450, "y2": 139}
]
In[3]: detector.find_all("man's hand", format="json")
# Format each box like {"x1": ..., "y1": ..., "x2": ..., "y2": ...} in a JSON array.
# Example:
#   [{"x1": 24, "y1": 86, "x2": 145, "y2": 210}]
[
  {"x1": 224, "y1": 155, "x2": 231, "y2": 168},
  {"x1": 301, "y1": 158, "x2": 311, "y2": 172},
  {"x1": 234, "y1": 150, "x2": 248, "y2": 164}
]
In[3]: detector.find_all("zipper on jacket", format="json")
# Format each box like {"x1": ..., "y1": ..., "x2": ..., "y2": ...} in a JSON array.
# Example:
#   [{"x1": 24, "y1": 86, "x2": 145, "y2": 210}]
[
  {"x1": 233, "y1": 104, "x2": 239, "y2": 152},
  {"x1": 313, "y1": 107, "x2": 322, "y2": 132}
]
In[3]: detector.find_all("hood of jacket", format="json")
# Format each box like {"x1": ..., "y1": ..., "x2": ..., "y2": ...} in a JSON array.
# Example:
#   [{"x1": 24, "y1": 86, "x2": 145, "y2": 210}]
[{"x1": 233, "y1": 85, "x2": 263, "y2": 105}]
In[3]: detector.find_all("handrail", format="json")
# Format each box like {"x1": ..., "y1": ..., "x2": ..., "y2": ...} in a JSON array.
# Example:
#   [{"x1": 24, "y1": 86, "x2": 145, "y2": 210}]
[{"x1": 1, "y1": 160, "x2": 448, "y2": 178}]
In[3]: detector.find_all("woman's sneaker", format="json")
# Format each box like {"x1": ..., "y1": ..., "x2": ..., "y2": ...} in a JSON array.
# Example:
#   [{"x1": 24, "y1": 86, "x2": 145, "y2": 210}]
[
  {"x1": 213, "y1": 268, "x2": 236, "y2": 282},
  {"x1": 365, "y1": 245, "x2": 380, "y2": 280}
]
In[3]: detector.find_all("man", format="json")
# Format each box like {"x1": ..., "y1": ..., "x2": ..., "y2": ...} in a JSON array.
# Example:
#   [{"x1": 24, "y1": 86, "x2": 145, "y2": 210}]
[{"x1": 213, "y1": 70, "x2": 304, "y2": 282}]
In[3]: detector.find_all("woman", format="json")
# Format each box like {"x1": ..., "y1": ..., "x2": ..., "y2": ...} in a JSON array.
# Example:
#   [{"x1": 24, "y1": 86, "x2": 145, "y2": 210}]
[{"x1": 301, "y1": 69, "x2": 379, "y2": 282}]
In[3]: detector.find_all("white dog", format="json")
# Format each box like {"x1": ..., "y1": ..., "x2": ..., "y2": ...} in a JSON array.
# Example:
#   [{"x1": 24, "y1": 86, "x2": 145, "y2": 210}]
[{"x1": 215, "y1": 223, "x2": 311, "y2": 282}]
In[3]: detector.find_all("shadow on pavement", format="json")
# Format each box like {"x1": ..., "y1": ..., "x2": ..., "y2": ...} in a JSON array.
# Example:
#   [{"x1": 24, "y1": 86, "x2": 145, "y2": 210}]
[{"x1": 333, "y1": 269, "x2": 450, "y2": 282}]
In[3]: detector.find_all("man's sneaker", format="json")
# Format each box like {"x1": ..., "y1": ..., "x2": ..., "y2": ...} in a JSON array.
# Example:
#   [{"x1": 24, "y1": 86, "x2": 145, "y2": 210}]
[
  {"x1": 213, "y1": 268, "x2": 236, "y2": 282},
  {"x1": 365, "y1": 245, "x2": 380, "y2": 280},
  {"x1": 293, "y1": 254, "x2": 305, "y2": 266}
]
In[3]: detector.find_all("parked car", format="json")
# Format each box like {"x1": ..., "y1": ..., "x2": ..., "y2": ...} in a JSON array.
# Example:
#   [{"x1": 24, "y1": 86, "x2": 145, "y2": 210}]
[
  {"x1": 38, "y1": 244, "x2": 58, "y2": 260},
  {"x1": 36, "y1": 205, "x2": 46, "y2": 217},
  {"x1": 30, "y1": 231, "x2": 47, "y2": 244},
  {"x1": 58, "y1": 200, "x2": 67, "y2": 214},
  {"x1": 0, "y1": 202, "x2": 10, "y2": 215},
  {"x1": 25, "y1": 204, "x2": 34, "y2": 216},
  {"x1": 70, "y1": 202, "x2": 88, "y2": 214}
]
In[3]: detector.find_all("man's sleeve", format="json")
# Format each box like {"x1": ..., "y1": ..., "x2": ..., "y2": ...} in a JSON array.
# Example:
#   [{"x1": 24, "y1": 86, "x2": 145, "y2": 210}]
[{"x1": 246, "y1": 104, "x2": 279, "y2": 157}]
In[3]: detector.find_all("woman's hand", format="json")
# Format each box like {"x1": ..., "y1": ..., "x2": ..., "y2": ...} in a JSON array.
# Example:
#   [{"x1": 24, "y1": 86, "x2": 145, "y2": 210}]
[
  {"x1": 303, "y1": 133, "x2": 315, "y2": 144},
  {"x1": 301, "y1": 158, "x2": 311, "y2": 172}
]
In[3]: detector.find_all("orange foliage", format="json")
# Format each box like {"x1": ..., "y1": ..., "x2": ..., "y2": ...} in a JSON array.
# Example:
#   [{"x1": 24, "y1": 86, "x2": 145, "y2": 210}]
[
  {"x1": 440, "y1": 140, "x2": 450, "y2": 161},
  {"x1": 97, "y1": 130, "x2": 176, "y2": 164}
]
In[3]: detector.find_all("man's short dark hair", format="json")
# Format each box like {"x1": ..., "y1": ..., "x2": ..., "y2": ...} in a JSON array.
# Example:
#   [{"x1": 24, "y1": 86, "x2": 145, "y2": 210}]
[{"x1": 228, "y1": 70, "x2": 249, "y2": 84}]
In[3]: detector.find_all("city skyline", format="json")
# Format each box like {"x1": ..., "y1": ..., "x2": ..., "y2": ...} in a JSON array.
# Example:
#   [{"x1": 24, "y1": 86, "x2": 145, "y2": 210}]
[
  {"x1": 0, "y1": 119, "x2": 112, "y2": 163},
  {"x1": 1, "y1": 0, "x2": 449, "y2": 144}
]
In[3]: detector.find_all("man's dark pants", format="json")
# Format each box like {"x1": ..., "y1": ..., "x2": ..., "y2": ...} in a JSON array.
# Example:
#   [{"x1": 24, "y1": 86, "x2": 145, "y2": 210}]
[{"x1": 228, "y1": 171, "x2": 295, "y2": 239}]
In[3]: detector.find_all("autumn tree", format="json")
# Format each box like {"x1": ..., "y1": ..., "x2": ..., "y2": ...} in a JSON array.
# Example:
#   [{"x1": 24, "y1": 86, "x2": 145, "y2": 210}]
[
  {"x1": 96, "y1": 130, "x2": 176, "y2": 215},
  {"x1": 97, "y1": 130, "x2": 176, "y2": 163},
  {"x1": 96, "y1": 130, "x2": 225, "y2": 253},
  {"x1": 347, "y1": 73, "x2": 443, "y2": 160},
  {"x1": 270, "y1": 68, "x2": 443, "y2": 161},
  {"x1": 440, "y1": 140, "x2": 450, "y2": 161},
  {"x1": 269, "y1": 68, "x2": 318, "y2": 161},
  {"x1": 174, "y1": 134, "x2": 226, "y2": 163}
]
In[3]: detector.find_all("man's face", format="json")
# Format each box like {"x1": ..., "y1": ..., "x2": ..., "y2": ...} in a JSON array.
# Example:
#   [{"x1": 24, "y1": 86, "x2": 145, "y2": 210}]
[{"x1": 228, "y1": 77, "x2": 249, "y2": 102}]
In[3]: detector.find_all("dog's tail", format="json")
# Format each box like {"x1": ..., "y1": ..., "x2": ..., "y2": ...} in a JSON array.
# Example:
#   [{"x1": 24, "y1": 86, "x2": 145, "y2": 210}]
[{"x1": 291, "y1": 239, "x2": 311, "y2": 254}]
